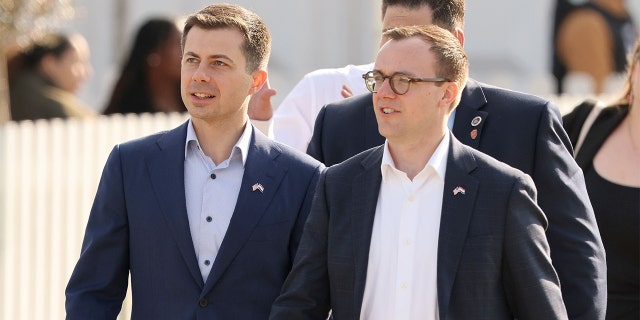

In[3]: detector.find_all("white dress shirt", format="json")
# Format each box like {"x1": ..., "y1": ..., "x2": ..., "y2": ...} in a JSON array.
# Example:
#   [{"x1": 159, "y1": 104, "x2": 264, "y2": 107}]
[
  {"x1": 184, "y1": 119, "x2": 251, "y2": 282},
  {"x1": 272, "y1": 63, "x2": 374, "y2": 151},
  {"x1": 360, "y1": 133, "x2": 449, "y2": 320}
]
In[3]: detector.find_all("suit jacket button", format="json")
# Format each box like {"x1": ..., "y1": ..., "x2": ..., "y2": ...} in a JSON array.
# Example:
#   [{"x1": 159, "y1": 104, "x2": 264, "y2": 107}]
[{"x1": 199, "y1": 298, "x2": 208, "y2": 307}]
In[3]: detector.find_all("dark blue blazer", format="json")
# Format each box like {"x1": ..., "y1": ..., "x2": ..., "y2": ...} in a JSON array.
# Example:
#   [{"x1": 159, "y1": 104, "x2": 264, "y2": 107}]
[
  {"x1": 307, "y1": 79, "x2": 607, "y2": 320},
  {"x1": 273, "y1": 135, "x2": 568, "y2": 319},
  {"x1": 66, "y1": 121, "x2": 323, "y2": 320}
]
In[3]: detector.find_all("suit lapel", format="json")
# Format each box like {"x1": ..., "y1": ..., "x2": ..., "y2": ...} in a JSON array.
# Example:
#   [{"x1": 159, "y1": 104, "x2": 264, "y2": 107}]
[
  {"x1": 202, "y1": 128, "x2": 287, "y2": 293},
  {"x1": 146, "y1": 121, "x2": 204, "y2": 287},
  {"x1": 351, "y1": 146, "x2": 384, "y2": 311},
  {"x1": 437, "y1": 135, "x2": 479, "y2": 319},
  {"x1": 453, "y1": 79, "x2": 488, "y2": 150}
]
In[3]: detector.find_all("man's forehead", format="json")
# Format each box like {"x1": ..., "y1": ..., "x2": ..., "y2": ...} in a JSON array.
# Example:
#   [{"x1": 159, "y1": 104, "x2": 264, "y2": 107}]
[
  {"x1": 375, "y1": 38, "x2": 434, "y2": 72},
  {"x1": 382, "y1": 5, "x2": 433, "y2": 31},
  {"x1": 183, "y1": 27, "x2": 243, "y2": 51}
]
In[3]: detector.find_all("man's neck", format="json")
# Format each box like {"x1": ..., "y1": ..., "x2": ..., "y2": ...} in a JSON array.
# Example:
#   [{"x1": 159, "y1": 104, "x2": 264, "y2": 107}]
[
  {"x1": 192, "y1": 116, "x2": 247, "y2": 165},
  {"x1": 388, "y1": 129, "x2": 446, "y2": 181}
]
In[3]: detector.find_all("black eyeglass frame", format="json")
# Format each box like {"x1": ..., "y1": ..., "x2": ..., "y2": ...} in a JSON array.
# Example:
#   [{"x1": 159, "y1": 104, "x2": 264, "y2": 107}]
[{"x1": 362, "y1": 71, "x2": 450, "y2": 95}]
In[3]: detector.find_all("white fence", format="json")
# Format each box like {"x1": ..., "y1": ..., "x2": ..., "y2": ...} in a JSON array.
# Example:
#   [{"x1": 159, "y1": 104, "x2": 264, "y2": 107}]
[
  {"x1": 0, "y1": 95, "x2": 610, "y2": 319},
  {"x1": 0, "y1": 112, "x2": 189, "y2": 320}
]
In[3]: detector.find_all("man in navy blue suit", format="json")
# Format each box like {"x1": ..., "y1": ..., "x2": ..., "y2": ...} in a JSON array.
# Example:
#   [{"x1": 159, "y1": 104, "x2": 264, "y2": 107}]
[
  {"x1": 65, "y1": 4, "x2": 323, "y2": 319},
  {"x1": 306, "y1": 1, "x2": 606, "y2": 319},
  {"x1": 272, "y1": 25, "x2": 568, "y2": 320}
]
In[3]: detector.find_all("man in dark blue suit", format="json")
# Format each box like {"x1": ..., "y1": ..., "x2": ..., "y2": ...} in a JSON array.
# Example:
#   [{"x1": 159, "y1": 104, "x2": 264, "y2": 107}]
[
  {"x1": 272, "y1": 25, "x2": 568, "y2": 319},
  {"x1": 65, "y1": 4, "x2": 323, "y2": 319},
  {"x1": 306, "y1": 1, "x2": 606, "y2": 319}
]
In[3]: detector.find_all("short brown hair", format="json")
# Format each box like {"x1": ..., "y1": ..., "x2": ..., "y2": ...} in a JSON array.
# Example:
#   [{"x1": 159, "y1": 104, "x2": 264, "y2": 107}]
[
  {"x1": 182, "y1": 3, "x2": 271, "y2": 74},
  {"x1": 382, "y1": 0, "x2": 465, "y2": 30}
]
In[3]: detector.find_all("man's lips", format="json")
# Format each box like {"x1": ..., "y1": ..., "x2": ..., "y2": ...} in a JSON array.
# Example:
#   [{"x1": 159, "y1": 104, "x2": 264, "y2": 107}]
[{"x1": 192, "y1": 92, "x2": 215, "y2": 99}]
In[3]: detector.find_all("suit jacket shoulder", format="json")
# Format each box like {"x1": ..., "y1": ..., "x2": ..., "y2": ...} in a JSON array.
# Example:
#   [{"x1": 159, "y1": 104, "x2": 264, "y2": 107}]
[
  {"x1": 463, "y1": 79, "x2": 560, "y2": 119},
  {"x1": 307, "y1": 93, "x2": 383, "y2": 166}
]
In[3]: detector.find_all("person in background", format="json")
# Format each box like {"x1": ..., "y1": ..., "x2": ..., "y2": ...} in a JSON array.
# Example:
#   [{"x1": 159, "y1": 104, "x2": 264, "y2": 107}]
[
  {"x1": 271, "y1": 24, "x2": 568, "y2": 320},
  {"x1": 306, "y1": 1, "x2": 606, "y2": 319},
  {"x1": 103, "y1": 17, "x2": 186, "y2": 114},
  {"x1": 563, "y1": 38, "x2": 640, "y2": 320},
  {"x1": 553, "y1": 0, "x2": 637, "y2": 94},
  {"x1": 269, "y1": 62, "x2": 372, "y2": 151},
  {"x1": 65, "y1": 4, "x2": 322, "y2": 319},
  {"x1": 9, "y1": 32, "x2": 95, "y2": 121}
]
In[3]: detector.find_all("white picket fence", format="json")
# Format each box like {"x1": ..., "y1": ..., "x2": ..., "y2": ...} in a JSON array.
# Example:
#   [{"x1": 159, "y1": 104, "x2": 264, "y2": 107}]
[
  {"x1": 0, "y1": 112, "x2": 189, "y2": 320},
  {"x1": 0, "y1": 94, "x2": 612, "y2": 319}
]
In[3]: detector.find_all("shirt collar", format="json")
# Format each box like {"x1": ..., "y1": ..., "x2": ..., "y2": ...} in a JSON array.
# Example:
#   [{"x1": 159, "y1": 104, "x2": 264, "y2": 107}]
[
  {"x1": 185, "y1": 118, "x2": 252, "y2": 167},
  {"x1": 381, "y1": 131, "x2": 450, "y2": 181}
]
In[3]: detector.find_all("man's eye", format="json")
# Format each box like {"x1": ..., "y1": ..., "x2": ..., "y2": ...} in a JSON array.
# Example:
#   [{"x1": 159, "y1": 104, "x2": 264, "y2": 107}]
[
  {"x1": 397, "y1": 77, "x2": 411, "y2": 84},
  {"x1": 214, "y1": 61, "x2": 227, "y2": 66}
]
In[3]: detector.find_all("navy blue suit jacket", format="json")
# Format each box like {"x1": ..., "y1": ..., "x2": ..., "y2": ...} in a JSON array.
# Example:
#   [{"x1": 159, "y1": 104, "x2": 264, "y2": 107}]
[
  {"x1": 307, "y1": 79, "x2": 606, "y2": 320},
  {"x1": 273, "y1": 135, "x2": 568, "y2": 319},
  {"x1": 66, "y1": 121, "x2": 323, "y2": 320}
]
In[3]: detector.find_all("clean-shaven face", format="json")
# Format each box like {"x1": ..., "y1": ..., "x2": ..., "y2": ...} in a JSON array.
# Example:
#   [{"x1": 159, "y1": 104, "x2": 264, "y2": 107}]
[
  {"x1": 373, "y1": 37, "x2": 449, "y2": 144},
  {"x1": 181, "y1": 26, "x2": 255, "y2": 124}
]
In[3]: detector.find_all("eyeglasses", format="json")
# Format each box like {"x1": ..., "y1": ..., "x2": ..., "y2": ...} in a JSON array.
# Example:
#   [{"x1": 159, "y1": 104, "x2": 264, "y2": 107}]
[{"x1": 362, "y1": 71, "x2": 450, "y2": 95}]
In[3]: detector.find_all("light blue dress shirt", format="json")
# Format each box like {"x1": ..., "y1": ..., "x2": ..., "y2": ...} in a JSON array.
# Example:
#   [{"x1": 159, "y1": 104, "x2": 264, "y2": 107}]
[{"x1": 183, "y1": 119, "x2": 252, "y2": 282}]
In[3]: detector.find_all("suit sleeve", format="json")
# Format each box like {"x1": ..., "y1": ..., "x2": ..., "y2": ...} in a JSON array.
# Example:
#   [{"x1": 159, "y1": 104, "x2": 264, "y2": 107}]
[
  {"x1": 289, "y1": 165, "x2": 324, "y2": 261},
  {"x1": 306, "y1": 105, "x2": 328, "y2": 164},
  {"x1": 65, "y1": 145, "x2": 130, "y2": 320},
  {"x1": 534, "y1": 101, "x2": 606, "y2": 320},
  {"x1": 270, "y1": 171, "x2": 332, "y2": 320},
  {"x1": 503, "y1": 175, "x2": 568, "y2": 320}
]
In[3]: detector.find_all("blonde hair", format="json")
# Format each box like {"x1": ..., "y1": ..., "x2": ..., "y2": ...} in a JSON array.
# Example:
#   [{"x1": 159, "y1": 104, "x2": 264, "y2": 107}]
[{"x1": 615, "y1": 37, "x2": 639, "y2": 106}]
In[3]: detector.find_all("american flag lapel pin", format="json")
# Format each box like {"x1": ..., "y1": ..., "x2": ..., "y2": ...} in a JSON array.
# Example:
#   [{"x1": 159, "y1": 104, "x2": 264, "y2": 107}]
[
  {"x1": 453, "y1": 186, "x2": 466, "y2": 196},
  {"x1": 252, "y1": 182, "x2": 265, "y2": 193}
]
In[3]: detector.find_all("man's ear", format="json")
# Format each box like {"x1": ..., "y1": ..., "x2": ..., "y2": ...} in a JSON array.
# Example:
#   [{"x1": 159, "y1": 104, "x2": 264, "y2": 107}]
[
  {"x1": 452, "y1": 27, "x2": 465, "y2": 47},
  {"x1": 249, "y1": 69, "x2": 267, "y2": 95},
  {"x1": 440, "y1": 81, "x2": 459, "y2": 109}
]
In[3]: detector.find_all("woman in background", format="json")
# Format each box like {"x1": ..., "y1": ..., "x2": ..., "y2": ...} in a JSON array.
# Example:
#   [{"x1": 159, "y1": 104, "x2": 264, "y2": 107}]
[
  {"x1": 103, "y1": 17, "x2": 185, "y2": 114},
  {"x1": 563, "y1": 38, "x2": 639, "y2": 320},
  {"x1": 9, "y1": 32, "x2": 95, "y2": 121}
]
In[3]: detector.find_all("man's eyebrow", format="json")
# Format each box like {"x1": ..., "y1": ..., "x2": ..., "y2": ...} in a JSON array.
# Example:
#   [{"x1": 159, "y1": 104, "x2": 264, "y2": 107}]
[{"x1": 184, "y1": 52, "x2": 234, "y2": 63}]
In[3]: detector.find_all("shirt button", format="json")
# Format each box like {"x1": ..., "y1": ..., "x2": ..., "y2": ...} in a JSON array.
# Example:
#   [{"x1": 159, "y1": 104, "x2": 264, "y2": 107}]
[
  {"x1": 204, "y1": 260, "x2": 211, "y2": 266},
  {"x1": 210, "y1": 173, "x2": 216, "y2": 179},
  {"x1": 408, "y1": 195, "x2": 415, "y2": 201},
  {"x1": 199, "y1": 298, "x2": 208, "y2": 307},
  {"x1": 206, "y1": 216, "x2": 212, "y2": 222}
]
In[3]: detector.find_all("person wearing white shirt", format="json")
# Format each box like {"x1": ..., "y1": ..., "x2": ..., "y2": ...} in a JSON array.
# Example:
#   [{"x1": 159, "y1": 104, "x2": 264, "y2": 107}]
[
  {"x1": 270, "y1": 24, "x2": 567, "y2": 320},
  {"x1": 270, "y1": 63, "x2": 373, "y2": 151}
]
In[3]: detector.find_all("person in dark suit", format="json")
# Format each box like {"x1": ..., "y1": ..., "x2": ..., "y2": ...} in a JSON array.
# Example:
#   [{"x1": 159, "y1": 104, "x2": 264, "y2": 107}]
[
  {"x1": 271, "y1": 24, "x2": 568, "y2": 320},
  {"x1": 65, "y1": 4, "x2": 323, "y2": 319},
  {"x1": 306, "y1": 1, "x2": 606, "y2": 319}
]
